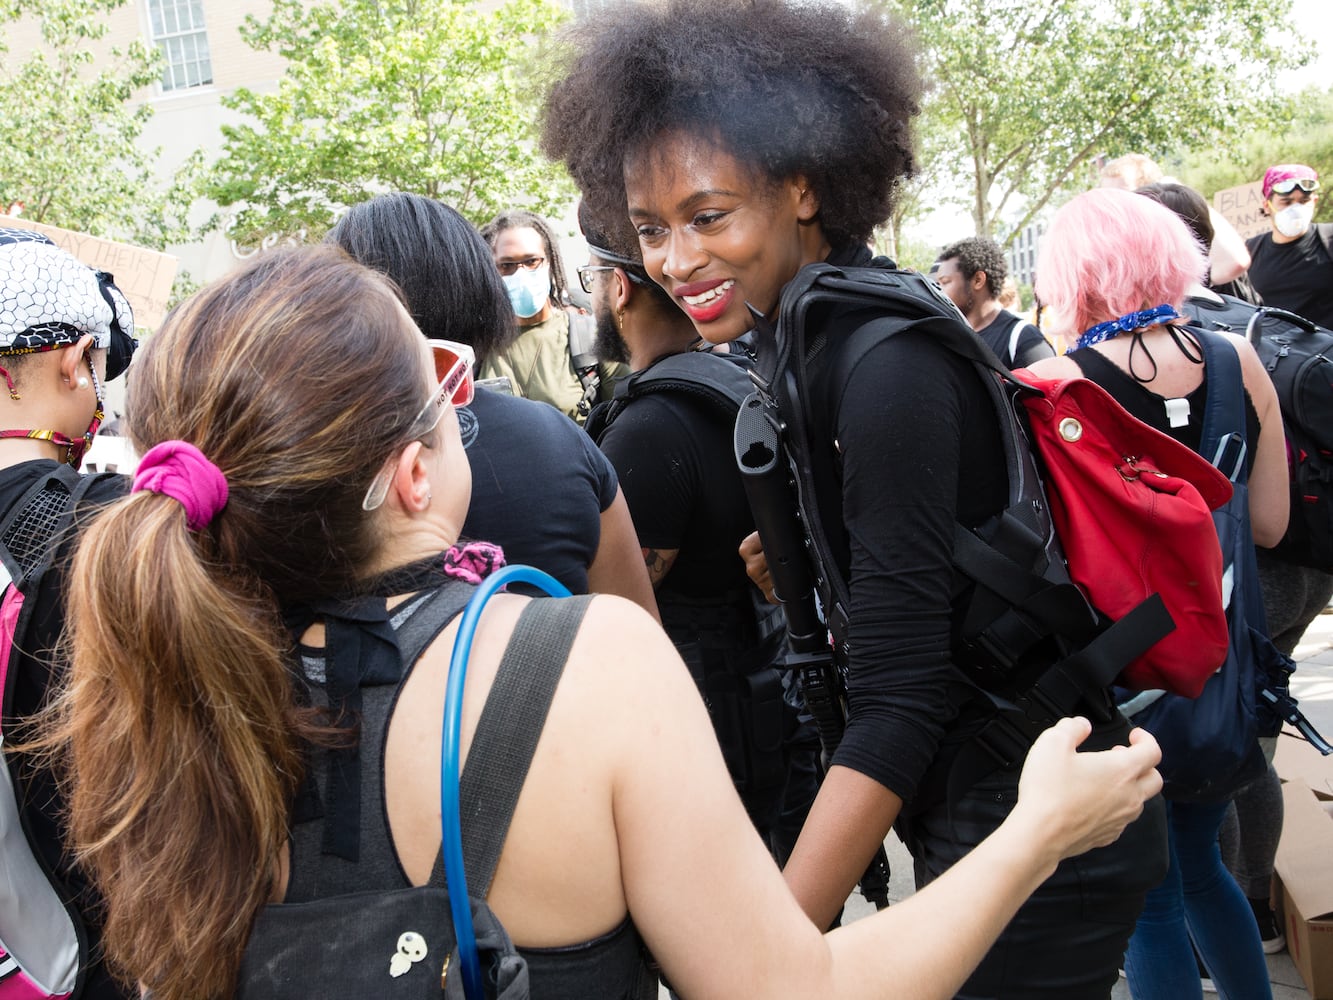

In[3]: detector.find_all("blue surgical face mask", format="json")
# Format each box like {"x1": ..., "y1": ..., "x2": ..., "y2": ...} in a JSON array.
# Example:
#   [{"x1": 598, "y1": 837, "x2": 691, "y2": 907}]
[{"x1": 502, "y1": 264, "x2": 551, "y2": 319}]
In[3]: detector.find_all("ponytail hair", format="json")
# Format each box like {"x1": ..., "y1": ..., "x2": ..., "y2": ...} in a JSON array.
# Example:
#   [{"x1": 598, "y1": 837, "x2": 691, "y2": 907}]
[{"x1": 57, "y1": 246, "x2": 430, "y2": 999}]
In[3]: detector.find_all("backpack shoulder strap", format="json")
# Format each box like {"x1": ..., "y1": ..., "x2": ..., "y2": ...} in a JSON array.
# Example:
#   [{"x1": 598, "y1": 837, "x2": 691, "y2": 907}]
[
  {"x1": 393, "y1": 580, "x2": 474, "y2": 669},
  {"x1": 1194, "y1": 328, "x2": 1249, "y2": 486},
  {"x1": 0, "y1": 466, "x2": 113, "y2": 588},
  {"x1": 428, "y1": 594, "x2": 594, "y2": 892},
  {"x1": 1007, "y1": 314, "x2": 1027, "y2": 364},
  {"x1": 622, "y1": 351, "x2": 752, "y2": 415},
  {"x1": 757, "y1": 263, "x2": 1013, "y2": 646},
  {"x1": 589, "y1": 351, "x2": 753, "y2": 442}
]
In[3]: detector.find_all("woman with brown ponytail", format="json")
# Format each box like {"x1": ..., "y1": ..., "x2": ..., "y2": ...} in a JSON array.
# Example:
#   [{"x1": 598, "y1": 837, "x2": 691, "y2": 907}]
[{"x1": 53, "y1": 245, "x2": 1161, "y2": 1000}]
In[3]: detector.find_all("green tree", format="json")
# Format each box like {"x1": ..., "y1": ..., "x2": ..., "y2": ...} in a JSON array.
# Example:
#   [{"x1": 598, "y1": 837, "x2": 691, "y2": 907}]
[
  {"x1": 206, "y1": 0, "x2": 573, "y2": 246},
  {"x1": 884, "y1": 0, "x2": 1308, "y2": 243},
  {"x1": 1174, "y1": 85, "x2": 1333, "y2": 225},
  {"x1": 0, "y1": 0, "x2": 195, "y2": 248},
  {"x1": 878, "y1": 113, "x2": 968, "y2": 260}
]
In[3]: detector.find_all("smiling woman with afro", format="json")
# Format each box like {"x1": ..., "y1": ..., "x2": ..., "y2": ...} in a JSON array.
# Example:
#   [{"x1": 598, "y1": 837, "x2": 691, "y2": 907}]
[{"x1": 541, "y1": 3, "x2": 1169, "y2": 998}]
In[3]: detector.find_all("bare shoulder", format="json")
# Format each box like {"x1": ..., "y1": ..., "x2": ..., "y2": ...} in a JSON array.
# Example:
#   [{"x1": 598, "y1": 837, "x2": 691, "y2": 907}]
[
  {"x1": 1020, "y1": 353, "x2": 1081, "y2": 380},
  {"x1": 566, "y1": 594, "x2": 684, "y2": 685},
  {"x1": 1216, "y1": 331, "x2": 1279, "y2": 396}
]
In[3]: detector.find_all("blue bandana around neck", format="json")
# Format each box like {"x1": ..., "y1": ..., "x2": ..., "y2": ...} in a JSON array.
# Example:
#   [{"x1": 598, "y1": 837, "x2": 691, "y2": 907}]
[{"x1": 1069, "y1": 304, "x2": 1181, "y2": 354}]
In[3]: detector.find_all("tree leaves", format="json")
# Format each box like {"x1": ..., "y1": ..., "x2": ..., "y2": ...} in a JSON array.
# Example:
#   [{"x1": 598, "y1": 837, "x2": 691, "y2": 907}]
[
  {"x1": 883, "y1": 0, "x2": 1310, "y2": 242},
  {"x1": 0, "y1": 0, "x2": 195, "y2": 248},
  {"x1": 205, "y1": 0, "x2": 575, "y2": 247}
]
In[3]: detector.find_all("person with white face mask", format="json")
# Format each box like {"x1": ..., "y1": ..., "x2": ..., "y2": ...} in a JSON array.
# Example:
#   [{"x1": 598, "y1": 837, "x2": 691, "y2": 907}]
[
  {"x1": 478, "y1": 210, "x2": 628, "y2": 425},
  {"x1": 1245, "y1": 163, "x2": 1333, "y2": 328}
]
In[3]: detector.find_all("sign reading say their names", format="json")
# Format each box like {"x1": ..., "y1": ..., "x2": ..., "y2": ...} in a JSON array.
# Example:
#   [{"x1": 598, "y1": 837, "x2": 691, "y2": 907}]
[
  {"x1": 1212, "y1": 182, "x2": 1269, "y2": 242},
  {"x1": 0, "y1": 215, "x2": 178, "y2": 330}
]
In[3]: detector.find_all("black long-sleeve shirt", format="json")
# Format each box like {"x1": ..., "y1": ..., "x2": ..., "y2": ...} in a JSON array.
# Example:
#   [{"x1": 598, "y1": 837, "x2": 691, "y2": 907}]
[{"x1": 816, "y1": 322, "x2": 1008, "y2": 803}]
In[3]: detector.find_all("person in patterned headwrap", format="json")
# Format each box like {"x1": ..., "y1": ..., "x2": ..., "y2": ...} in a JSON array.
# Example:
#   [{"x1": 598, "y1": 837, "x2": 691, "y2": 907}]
[{"x1": 0, "y1": 227, "x2": 136, "y2": 999}]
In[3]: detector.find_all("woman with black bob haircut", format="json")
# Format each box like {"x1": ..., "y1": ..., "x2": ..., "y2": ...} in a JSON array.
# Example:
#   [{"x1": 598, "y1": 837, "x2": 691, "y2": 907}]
[
  {"x1": 543, "y1": 1, "x2": 1168, "y2": 995},
  {"x1": 328, "y1": 193, "x2": 657, "y2": 613}
]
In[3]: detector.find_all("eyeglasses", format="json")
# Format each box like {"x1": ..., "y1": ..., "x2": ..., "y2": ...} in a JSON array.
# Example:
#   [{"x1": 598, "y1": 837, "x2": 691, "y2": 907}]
[
  {"x1": 577, "y1": 264, "x2": 617, "y2": 294},
  {"x1": 362, "y1": 339, "x2": 475, "y2": 511},
  {"x1": 576, "y1": 263, "x2": 653, "y2": 295},
  {"x1": 495, "y1": 255, "x2": 546, "y2": 277},
  {"x1": 1270, "y1": 178, "x2": 1319, "y2": 196}
]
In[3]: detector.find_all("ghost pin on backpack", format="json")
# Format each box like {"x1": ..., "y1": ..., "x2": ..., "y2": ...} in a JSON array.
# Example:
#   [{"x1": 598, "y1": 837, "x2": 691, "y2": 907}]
[
  {"x1": 1, "y1": 465, "x2": 118, "y2": 1000},
  {"x1": 1185, "y1": 292, "x2": 1333, "y2": 572},
  {"x1": 742, "y1": 261, "x2": 1233, "y2": 796}
]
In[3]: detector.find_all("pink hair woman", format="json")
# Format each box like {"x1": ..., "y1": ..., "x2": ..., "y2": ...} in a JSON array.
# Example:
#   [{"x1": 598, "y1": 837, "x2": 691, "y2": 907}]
[{"x1": 1026, "y1": 187, "x2": 1287, "y2": 1000}]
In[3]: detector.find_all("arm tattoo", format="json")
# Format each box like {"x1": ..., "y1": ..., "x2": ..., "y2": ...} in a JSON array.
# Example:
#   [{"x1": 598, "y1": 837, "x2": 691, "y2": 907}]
[{"x1": 642, "y1": 547, "x2": 675, "y2": 585}]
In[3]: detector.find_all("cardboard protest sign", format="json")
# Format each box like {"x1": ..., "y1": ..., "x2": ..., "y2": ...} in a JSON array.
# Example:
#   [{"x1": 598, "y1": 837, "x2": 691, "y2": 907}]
[
  {"x1": 1212, "y1": 182, "x2": 1269, "y2": 242},
  {"x1": 0, "y1": 216, "x2": 178, "y2": 330}
]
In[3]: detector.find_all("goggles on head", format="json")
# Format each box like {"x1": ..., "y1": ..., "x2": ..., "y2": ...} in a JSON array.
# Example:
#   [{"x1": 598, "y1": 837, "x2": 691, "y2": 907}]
[{"x1": 1270, "y1": 177, "x2": 1319, "y2": 197}]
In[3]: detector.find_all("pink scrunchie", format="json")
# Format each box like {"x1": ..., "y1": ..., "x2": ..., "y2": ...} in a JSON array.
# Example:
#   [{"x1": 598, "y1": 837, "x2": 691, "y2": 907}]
[
  {"x1": 131, "y1": 440, "x2": 229, "y2": 531},
  {"x1": 442, "y1": 541, "x2": 506, "y2": 584}
]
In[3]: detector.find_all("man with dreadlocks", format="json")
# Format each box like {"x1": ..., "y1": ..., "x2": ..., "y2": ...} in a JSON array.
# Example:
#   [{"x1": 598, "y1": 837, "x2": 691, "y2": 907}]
[{"x1": 479, "y1": 209, "x2": 626, "y2": 424}]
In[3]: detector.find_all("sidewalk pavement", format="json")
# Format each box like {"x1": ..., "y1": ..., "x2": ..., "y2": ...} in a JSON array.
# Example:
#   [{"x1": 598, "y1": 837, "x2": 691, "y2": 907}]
[{"x1": 838, "y1": 607, "x2": 1333, "y2": 999}]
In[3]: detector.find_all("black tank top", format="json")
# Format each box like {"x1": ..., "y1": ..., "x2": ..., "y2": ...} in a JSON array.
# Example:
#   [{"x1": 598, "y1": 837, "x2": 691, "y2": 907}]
[
  {"x1": 286, "y1": 577, "x2": 657, "y2": 999},
  {"x1": 1070, "y1": 346, "x2": 1261, "y2": 470}
]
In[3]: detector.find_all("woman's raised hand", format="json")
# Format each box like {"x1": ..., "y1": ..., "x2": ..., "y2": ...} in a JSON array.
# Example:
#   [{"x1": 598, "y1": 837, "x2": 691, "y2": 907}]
[{"x1": 1013, "y1": 717, "x2": 1163, "y2": 864}]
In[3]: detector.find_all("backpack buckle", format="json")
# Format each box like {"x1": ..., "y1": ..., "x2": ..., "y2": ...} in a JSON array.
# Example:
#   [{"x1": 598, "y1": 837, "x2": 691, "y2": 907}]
[{"x1": 972, "y1": 708, "x2": 1041, "y2": 771}]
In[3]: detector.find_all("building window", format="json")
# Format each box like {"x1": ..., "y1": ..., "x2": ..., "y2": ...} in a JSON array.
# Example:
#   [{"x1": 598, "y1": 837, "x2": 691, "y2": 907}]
[
  {"x1": 569, "y1": 0, "x2": 612, "y2": 18},
  {"x1": 147, "y1": 0, "x2": 213, "y2": 92}
]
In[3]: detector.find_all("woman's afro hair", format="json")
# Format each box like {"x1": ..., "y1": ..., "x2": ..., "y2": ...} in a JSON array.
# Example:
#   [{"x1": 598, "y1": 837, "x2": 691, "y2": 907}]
[{"x1": 541, "y1": 0, "x2": 921, "y2": 249}]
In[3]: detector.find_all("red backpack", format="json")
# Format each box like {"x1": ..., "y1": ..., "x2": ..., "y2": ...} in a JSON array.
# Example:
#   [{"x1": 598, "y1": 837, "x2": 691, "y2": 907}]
[{"x1": 1013, "y1": 370, "x2": 1232, "y2": 696}]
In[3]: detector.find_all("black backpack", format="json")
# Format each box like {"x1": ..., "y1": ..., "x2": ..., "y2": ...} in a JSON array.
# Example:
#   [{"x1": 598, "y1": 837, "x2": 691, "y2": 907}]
[
  {"x1": 238, "y1": 594, "x2": 623, "y2": 1000},
  {"x1": 1, "y1": 465, "x2": 118, "y2": 1000},
  {"x1": 740, "y1": 263, "x2": 1176, "y2": 800},
  {"x1": 1183, "y1": 293, "x2": 1333, "y2": 572},
  {"x1": 586, "y1": 351, "x2": 793, "y2": 828}
]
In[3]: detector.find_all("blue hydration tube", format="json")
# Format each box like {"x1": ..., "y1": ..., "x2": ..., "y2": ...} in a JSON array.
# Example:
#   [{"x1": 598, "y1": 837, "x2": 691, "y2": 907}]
[{"x1": 442, "y1": 565, "x2": 572, "y2": 1000}]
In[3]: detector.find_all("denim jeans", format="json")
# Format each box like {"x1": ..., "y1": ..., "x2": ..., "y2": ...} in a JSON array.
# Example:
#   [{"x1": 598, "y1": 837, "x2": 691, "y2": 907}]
[
  {"x1": 906, "y1": 762, "x2": 1168, "y2": 999},
  {"x1": 1125, "y1": 799, "x2": 1273, "y2": 1000}
]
